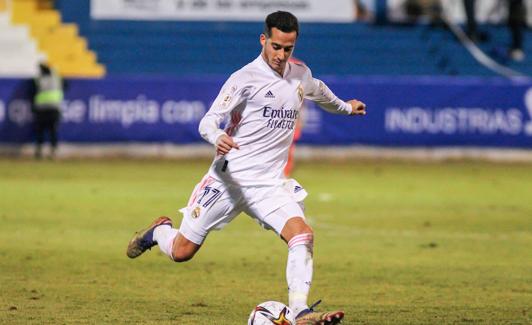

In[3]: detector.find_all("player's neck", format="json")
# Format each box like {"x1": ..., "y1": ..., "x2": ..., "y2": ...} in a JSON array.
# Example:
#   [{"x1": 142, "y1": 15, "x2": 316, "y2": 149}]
[{"x1": 260, "y1": 53, "x2": 285, "y2": 77}]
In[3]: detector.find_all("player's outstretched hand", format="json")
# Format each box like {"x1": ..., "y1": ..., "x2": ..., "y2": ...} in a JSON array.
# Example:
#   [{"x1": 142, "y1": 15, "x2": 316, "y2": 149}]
[
  {"x1": 348, "y1": 99, "x2": 367, "y2": 115},
  {"x1": 216, "y1": 134, "x2": 240, "y2": 155}
]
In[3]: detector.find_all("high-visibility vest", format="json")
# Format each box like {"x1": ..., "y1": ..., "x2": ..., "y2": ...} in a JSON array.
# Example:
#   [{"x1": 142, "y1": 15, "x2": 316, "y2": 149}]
[{"x1": 34, "y1": 72, "x2": 64, "y2": 107}]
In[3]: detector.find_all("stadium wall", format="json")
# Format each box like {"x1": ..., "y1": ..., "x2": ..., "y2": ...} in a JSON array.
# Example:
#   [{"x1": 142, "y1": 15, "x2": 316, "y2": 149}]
[{"x1": 1, "y1": 76, "x2": 531, "y2": 160}]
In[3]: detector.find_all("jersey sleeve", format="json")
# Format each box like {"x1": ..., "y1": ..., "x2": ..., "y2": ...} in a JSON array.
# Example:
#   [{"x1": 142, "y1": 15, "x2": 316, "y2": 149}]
[
  {"x1": 302, "y1": 67, "x2": 352, "y2": 115},
  {"x1": 198, "y1": 73, "x2": 251, "y2": 145}
]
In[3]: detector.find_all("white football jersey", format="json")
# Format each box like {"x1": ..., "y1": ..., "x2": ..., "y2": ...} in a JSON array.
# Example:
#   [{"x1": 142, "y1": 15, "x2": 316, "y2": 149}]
[{"x1": 199, "y1": 55, "x2": 352, "y2": 186}]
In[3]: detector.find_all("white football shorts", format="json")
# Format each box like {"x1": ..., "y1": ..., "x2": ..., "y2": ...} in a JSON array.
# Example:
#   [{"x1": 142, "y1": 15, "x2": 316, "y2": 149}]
[{"x1": 178, "y1": 175, "x2": 308, "y2": 245}]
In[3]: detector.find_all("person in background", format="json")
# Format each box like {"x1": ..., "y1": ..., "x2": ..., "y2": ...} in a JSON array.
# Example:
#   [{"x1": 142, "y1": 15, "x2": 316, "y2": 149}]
[
  {"x1": 507, "y1": 0, "x2": 525, "y2": 61},
  {"x1": 283, "y1": 111, "x2": 302, "y2": 177},
  {"x1": 284, "y1": 56, "x2": 306, "y2": 178},
  {"x1": 354, "y1": 0, "x2": 372, "y2": 21},
  {"x1": 463, "y1": 0, "x2": 477, "y2": 40},
  {"x1": 31, "y1": 62, "x2": 65, "y2": 159},
  {"x1": 462, "y1": 0, "x2": 488, "y2": 42},
  {"x1": 403, "y1": 0, "x2": 442, "y2": 25}
]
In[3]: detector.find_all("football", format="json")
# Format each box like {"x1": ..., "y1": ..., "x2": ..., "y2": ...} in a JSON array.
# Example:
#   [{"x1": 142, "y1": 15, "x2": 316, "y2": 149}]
[{"x1": 248, "y1": 301, "x2": 296, "y2": 325}]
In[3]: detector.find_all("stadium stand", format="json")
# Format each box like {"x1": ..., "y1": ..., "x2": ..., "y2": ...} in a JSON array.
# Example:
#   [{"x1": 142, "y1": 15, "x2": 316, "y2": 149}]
[
  {"x1": 57, "y1": 0, "x2": 530, "y2": 78},
  {"x1": 5, "y1": 0, "x2": 104, "y2": 77}
]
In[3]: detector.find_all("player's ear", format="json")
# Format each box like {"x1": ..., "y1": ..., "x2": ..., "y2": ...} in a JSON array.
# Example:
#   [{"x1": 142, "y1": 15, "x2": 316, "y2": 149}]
[{"x1": 260, "y1": 34, "x2": 266, "y2": 47}]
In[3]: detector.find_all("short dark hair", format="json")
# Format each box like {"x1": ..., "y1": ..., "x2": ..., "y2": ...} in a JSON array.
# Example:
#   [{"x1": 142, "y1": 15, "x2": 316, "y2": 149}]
[
  {"x1": 264, "y1": 11, "x2": 299, "y2": 38},
  {"x1": 39, "y1": 63, "x2": 51, "y2": 76}
]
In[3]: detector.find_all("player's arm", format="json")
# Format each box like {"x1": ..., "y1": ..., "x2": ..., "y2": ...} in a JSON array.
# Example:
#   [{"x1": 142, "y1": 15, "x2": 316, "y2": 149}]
[
  {"x1": 215, "y1": 134, "x2": 240, "y2": 155},
  {"x1": 346, "y1": 99, "x2": 367, "y2": 115},
  {"x1": 303, "y1": 69, "x2": 366, "y2": 116},
  {"x1": 198, "y1": 76, "x2": 247, "y2": 155}
]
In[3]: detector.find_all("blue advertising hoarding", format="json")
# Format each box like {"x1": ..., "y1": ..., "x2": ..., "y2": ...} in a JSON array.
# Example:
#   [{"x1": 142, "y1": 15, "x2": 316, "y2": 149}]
[{"x1": 0, "y1": 76, "x2": 531, "y2": 148}]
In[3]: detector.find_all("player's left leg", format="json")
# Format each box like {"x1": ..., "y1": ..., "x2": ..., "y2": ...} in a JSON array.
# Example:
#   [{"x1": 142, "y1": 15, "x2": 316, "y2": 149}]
[
  {"x1": 281, "y1": 216, "x2": 344, "y2": 325},
  {"x1": 256, "y1": 201, "x2": 314, "y2": 318}
]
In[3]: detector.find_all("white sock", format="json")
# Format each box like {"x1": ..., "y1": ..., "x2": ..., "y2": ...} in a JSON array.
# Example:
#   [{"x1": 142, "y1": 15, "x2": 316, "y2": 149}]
[
  {"x1": 286, "y1": 233, "x2": 314, "y2": 317},
  {"x1": 153, "y1": 225, "x2": 178, "y2": 260}
]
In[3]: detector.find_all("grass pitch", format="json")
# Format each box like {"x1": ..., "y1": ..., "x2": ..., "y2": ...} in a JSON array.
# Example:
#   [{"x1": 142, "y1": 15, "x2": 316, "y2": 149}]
[{"x1": 0, "y1": 158, "x2": 531, "y2": 324}]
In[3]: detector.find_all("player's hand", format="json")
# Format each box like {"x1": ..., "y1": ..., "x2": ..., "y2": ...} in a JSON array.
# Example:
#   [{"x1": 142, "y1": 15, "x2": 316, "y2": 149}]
[
  {"x1": 348, "y1": 99, "x2": 367, "y2": 115},
  {"x1": 216, "y1": 134, "x2": 240, "y2": 155}
]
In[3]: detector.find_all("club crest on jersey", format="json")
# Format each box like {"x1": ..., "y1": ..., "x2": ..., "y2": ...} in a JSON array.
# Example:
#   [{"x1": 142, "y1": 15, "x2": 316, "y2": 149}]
[
  {"x1": 221, "y1": 94, "x2": 232, "y2": 108},
  {"x1": 297, "y1": 84, "x2": 304, "y2": 103},
  {"x1": 220, "y1": 85, "x2": 238, "y2": 108},
  {"x1": 191, "y1": 206, "x2": 201, "y2": 219},
  {"x1": 265, "y1": 90, "x2": 275, "y2": 98}
]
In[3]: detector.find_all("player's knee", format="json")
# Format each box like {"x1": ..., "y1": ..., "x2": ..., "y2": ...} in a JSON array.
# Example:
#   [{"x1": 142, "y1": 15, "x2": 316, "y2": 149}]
[
  {"x1": 170, "y1": 233, "x2": 201, "y2": 262},
  {"x1": 282, "y1": 216, "x2": 313, "y2": 240},
  {"x1": 172, "y1": 255, "x2": 193, "y2": 263},
  {"x1": 171, "y1": 244, "x2": 198, "y2": 263},
  {"x1": 294, "y1": 223, "x2": 313, "y2": 239},
  {"x1": 299, "y1": 224, "x2": 313, "y2": 236},
  {"x1": 171, "y1": 248, "x2": 195, "y2": 263}
]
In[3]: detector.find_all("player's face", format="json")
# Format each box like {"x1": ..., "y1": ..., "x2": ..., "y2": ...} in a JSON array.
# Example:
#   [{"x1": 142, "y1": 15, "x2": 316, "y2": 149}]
[{"x1": 260, "y1": 27, "x2": 297, "y2": 76}]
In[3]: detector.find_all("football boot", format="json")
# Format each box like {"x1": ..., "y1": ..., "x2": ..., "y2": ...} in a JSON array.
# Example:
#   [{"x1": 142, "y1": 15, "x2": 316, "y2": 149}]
[{"x1": 126, "y1": 216, "x2": 172, "y2": 258}]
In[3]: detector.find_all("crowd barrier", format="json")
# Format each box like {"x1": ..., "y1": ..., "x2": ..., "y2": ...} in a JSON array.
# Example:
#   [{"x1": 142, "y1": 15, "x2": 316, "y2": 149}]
[{"x1": 1, "y1": 76, "x2": 531, "y2": 149}]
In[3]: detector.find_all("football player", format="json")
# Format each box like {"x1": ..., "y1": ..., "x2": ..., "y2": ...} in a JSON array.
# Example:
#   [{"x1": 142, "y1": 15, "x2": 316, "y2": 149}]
[{"x1": 127, "y1": 11, "x2": 366, "y2": 325}]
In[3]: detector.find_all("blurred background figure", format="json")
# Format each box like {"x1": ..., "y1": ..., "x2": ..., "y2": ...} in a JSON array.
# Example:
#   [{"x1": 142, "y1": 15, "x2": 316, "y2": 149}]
[
  {"x1": 31, "y1": 62, "x2": 65, "y2": 159},
  {"x1": 404, "y1": 0, "x2": 442, "y2": 24},
  {"x1": 354, "y1": 0, "x2": 373, "y2": 21},
  {"x1": 284, "y1": 56, "x2": 306, "y2": 178},
  {"x1": 462, "y1": 0, "x2": 487, "y2": 42},
  {"x1": 508, "y1": 0, "x2": 525, "y2": 61},
  {"x1": 462, "y1": 0, "x2": 525, "y2": 60},
  {"x1": 284, "y1": 116, "x2": 302, "y2": 178}
]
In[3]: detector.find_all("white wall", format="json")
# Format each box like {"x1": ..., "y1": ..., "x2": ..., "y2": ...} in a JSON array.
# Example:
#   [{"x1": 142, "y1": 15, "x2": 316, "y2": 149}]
[{"x1": 0, "y1": 13, "x2": 45, "y2": 77}]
